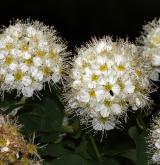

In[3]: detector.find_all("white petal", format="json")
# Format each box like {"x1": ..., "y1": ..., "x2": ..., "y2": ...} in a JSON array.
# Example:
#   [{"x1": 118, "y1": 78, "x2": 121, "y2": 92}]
[
  {"x1": 135, "y1": 98, "x2": 141, "y2": 107},
  {"x1": 98, "y1": 105, "x2": 110, "y2": 117},
  {"x1": 112, "y1": 84, "x2": 120, "y2": 95},
  {"x1": 114, "y1": 55, "x2": 125, "y2": 65},
  {"x1": 152, "y1": 54, "x2": 160, "y2": 66},
  {"x1": 124, "y1": 82, "x2": 135, "y2": 93},
  {"x1": 152, "y1": 152, "x2": 160, "y2": 162},
  {"x1": 104, "y1": 122, "x2": 115, "y2": 130},
  {"x1": 5, "y1": 74, "x2": 14, "y2": 84},
  {"x1": 96, "y1": 90, "x2": 105, "y2": 102},
  {"x1": 22, "y1": 76, "x2": 32, "y2": 86},
  {"x1": 150, "y1": 70, "x2": 159, "y2": 80},
  {"x1": 0, "y1": 52, "x2": 5, "y2": 59},
  {"x1": 155, "y1": 129, "x2": 160, "y2": 134},
  {"x1": 92, "y1": 119, "x2": 103, "y2": 130},
  {"x1": 111, "y1": 104, "x2": 122, "y2": 115},
  {"x1": 155, "y1": 139, "x2": 160, "y2": 149},
  {"x1": 22, "y1": 87, "x2": 34, "y2": 97},
  {"x1": 33, "y1": 57, "x2": 42, "y2": 67},
  {"x1": 34, "y1": 71, "x2": 43, "y2": 81},
  {"x1": 23, "y1": 52, "x2": 31, "y2": 59},
  {"x1": 30, "y1": 66, "x2": 38, "y2": 77},
  {"x1": 77, "y1": 90, "x2": 90, "y2": 103},
  {"x1": 20, "y1": 64, "x2": 29, "y2": 73},
  {"x1": 9, "y1": 63, "x2": 17, "y2": 71}
]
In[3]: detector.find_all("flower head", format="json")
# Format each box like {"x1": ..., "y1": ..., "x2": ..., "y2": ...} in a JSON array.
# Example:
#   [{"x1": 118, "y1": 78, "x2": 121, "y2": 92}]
[
  {"x1": 65, "y1": 37, "x2": 152, "y2": 132},
  {"x1": 139, "y1": 18, "x2": 160, "y2": 80},
  {"x1": 0, "y1": 20, "x2": 67, "y2": 97},
  {"x1": 0, "y1": 114, "x2": 41, "y2": 164},
  {"x1": 148, "y1": 115, "x2": 160, "y2": 164}
]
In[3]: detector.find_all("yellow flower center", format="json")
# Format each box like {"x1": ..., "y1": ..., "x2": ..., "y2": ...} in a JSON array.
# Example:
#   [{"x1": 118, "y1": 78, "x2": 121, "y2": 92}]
[
  {"x1": 36, "y1": 50, "x2": 45, "y2": 57},
  {"x1": 43, "y1": 66, "x2": 51, "y2": 76},
  {"x1": 48, "y1": 50, "x2": 58, "y2": 59},
  {"x1": 104, "y1": 84, "x2": 112, "y2": 91},
  {"x1": 25, "y1": 58, "x2": 33, "y2": 65},
  {"x1": 5, "y1": 56, "x2": 13, "y2": 65},
  {"x1": 104, "y1": 100, "x2": 112, "y2": 107},
  {"x1": 117, "y1": 80, "x2": 125, "y2": 90},
  {"x1": 119, "y1": 100, "x2": 126, "y2": 106},
  {"x1": 117, "y1": 65, "x2": 125, "y2": 71},
  {"x1": 89, "y1": 90, "x2": 96, "y2": 97},
  {"x1": 98, "y1": 116, "x2": 107, "y2": 124},
  {"x1": 91, "y1": 74, "x2": 99, "y2": 81},
  {"x1": 21, "y1": 44, "x2": 29, "y2": 52},
  {"x1": 14, "y1": 71, "x2": 24, "y2": 81},
  {"x1": 5, "y1": 43, "x2": 14, "y2": 50},
  {"x1": 99, "y1": 65, "x2": 108, "y2": 72},
  {"x1": 136, "y1": 69, "x2": 142, "y2": 77}
]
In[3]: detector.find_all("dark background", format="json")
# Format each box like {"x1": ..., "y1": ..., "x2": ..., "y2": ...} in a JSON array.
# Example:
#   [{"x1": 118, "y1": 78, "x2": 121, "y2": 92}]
[{"x1": 1, "y1": 0, "x2": 160, "y2": 49}]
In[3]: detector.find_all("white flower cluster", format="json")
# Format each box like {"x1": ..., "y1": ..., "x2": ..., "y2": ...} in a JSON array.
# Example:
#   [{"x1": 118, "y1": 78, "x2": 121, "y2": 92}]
[
  {"x1": 0, "y1": 21, "x2": 66, "y2": 97},
  {"x1": 149, "y1": 116, "x2": 160, "y2": 164},
  {"x1": 140, "y1": 19, "x2": 160, "y2": 80},
  {"x1": 66, "y1": 37, "x2": 151, "y2": 131}
]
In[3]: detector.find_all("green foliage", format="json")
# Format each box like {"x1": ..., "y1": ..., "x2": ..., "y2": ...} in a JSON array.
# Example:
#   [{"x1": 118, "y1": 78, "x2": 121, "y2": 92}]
[{"x1": 0, "y1": 88, "x2": 155, "y2": 165}]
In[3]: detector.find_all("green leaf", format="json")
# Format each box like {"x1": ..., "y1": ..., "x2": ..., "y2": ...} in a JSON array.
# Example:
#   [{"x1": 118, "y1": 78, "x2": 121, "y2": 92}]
[
  {"x1": 46, "y1": 154, "x2": 89, "y2": 165},
  {"x1": 100, "y1": 158, "x2": 120, "y2": 165},
  {"x1": 89, "y1": 158, "x2": 120, "y2": 165},
  {"x1": 120, "y1": 149, "x2": 137, "y2": 164},
  {"x1": 18, "y1": 96, "x2": 64, "y2": 136},
  {"x1": 136, "y1": 131, "x2": 149, "y2": 165},
  {"x1": 100, "y1": 131, "x2": 135, "y2": 156},
  {"x1": 128, "y1": 126, "x2": 139, "y2": 141},
  {"x1": 40, "y1": 143, "x2": 71, "y2": 157}
]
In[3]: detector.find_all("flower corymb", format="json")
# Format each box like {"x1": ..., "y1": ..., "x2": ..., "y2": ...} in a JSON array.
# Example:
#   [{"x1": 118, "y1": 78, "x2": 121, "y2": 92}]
[
  {"x1": 149, "y1": 116, "x2": 160, "y2": 164},
  {"x1": 0, "y1": 20, "x2": 67, "y2": 97},
  {"x1": 139, "y1": 19, "x2": 160, "y2": 80},
  {"x1": 66, "y1": 37, "x2": 152, "y2": 132}
]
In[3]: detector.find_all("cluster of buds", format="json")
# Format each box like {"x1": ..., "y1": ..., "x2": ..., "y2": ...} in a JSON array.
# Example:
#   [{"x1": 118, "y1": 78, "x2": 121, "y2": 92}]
[{"x1": 0, "y1": 115, "x2": 41, "y2": 165}]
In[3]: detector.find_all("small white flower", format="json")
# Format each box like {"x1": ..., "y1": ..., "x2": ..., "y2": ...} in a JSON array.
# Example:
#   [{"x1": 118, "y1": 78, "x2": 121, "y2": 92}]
[{"x1": 92, "y1": 117, "x2": 116, "y2": 131}]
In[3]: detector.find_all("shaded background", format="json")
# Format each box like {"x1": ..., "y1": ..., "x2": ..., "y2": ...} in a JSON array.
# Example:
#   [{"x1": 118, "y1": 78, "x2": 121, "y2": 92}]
[
  {"x1": 2, "y1": 0, "x2": 160, "y2": 49},
  {"x1": 1, "y1": 1, "x2": 160, "y2": 164}
]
